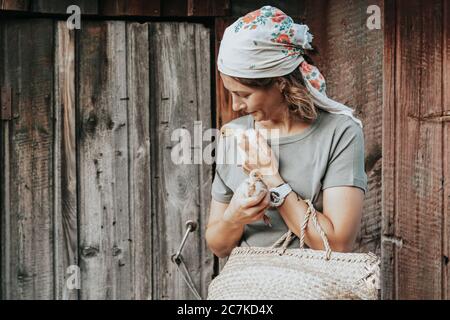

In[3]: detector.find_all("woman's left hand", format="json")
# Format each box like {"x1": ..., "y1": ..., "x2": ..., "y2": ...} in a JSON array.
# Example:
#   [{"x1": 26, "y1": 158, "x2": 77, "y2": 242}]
[{"x1": 238, "y1": 130, "x2": 285, "y2": 188}]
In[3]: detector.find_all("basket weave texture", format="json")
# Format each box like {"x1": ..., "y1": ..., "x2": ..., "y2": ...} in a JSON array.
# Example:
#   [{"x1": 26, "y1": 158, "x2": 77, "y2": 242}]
[{"x1": 207, "y1": 199, "x2": 380, "y2": 300}]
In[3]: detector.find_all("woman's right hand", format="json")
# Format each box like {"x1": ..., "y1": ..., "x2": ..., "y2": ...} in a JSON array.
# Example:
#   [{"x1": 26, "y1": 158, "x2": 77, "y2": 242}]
[{"x1": 222, "y1": 189, "x2": 271, "y2": 226}]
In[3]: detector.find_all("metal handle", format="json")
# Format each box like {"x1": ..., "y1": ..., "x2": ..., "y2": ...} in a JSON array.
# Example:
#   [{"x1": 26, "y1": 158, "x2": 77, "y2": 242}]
[
  {"x1": 171, "y1": 220, "x2": 197, "y2": 264},
  {"x1": 170, "y1": 220, "x2": 202, "y2": 300}
]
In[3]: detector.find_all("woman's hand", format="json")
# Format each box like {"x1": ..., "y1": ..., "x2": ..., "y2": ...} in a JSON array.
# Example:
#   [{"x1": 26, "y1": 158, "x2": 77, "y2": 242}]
[
  {"x1": 238, "y1": 130, "x2": 284, "y2": 188},
  {"x1": 223, "y1": 188, "x2": 271, "y2": 226}
]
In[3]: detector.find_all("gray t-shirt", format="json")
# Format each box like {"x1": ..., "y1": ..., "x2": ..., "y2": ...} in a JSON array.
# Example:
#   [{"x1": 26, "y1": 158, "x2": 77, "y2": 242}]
[{"x1": 211, "y1": 109, "x2": 368, "y2": 249}]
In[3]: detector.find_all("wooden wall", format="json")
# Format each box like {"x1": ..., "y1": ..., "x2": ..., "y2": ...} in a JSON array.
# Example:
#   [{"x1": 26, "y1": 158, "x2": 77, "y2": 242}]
[
  {"x1": 0, "y1": 19, "x2": 213, "y2": 299},
  {"x1": 0, "y1": 0, "x2": 230, "y2": 16},
  {"x1": 0, "y1": 18, "x2": 55, "y2": 300},
  {"x1": 1, "y1": 0, "x2": 448, "y2": 300},
  {"x1": 0, "y1": 0, "x2": 385, "y2": 300},
  {"x1": 383, "y1": 0, "x2": 450, "y2": 300}
]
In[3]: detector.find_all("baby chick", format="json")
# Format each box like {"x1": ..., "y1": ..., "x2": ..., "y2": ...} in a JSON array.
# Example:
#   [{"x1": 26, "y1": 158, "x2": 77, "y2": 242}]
[{"x1": 243, "y1": 169, "x2": 272, "y2": 227}]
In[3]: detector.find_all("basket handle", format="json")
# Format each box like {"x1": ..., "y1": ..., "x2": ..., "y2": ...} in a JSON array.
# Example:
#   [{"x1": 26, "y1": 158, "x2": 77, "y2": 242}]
[
  {"x1": 270, "y1": 229, "x2": 295, "y2": 252},
  {"x1": 300, "y1": 199, "x2": 332, "y2": 260},
  {"x1": 270, "y1": 199, "x2": 332, "y2": 260}
]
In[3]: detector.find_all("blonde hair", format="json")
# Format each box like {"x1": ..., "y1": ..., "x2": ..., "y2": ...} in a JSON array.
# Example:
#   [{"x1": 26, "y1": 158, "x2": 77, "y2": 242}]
[{"x1": 231, "y1": 62, "x2": 318, "y2": 123}]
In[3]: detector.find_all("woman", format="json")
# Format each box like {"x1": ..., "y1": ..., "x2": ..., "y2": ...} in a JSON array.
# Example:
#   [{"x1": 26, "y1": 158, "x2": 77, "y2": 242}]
[{"x1": 205, "y1": 6, "x2": 367, "y2": 258}]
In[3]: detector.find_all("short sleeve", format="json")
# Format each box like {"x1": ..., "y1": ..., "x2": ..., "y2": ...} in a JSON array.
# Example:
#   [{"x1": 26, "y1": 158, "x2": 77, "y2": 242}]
[
  {"x1": 322, "y1": 119, "x2": 368, "y2": 194},
  {"x1": 211, "y1": 169, "x2": 234, "y2": 203}
]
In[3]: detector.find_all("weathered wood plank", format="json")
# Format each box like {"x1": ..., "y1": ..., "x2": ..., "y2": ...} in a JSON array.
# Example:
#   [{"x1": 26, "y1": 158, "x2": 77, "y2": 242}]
[
  {"x1": 3, "y1": 0, "x2": 232, "y2": 16},
  {"x1": 0, "y1": 19, "x2": 54, "y2": 299},
  {"x1": 230, "y1": 0, "x2": 301, "y2": 17},
  {"x1": 443, "y1": 0, "x2": 450, "y2": 301},
  {"x1": 300, "y1": 0, "x2": 328, "y2": 77},
  {"x1": 54, "y1": 21, "x2": 78, "y2": 300},
  {"x1": 381, "y1": 0, "x2": 397, "y2": 300},
  {"x1": 161, "y1": 0, "x2": 187, "y2": 16},
  {"x1": 0, "y1": 19, "x2": 6, "y2": 301},
  {"x1": 78, "y1": 21, "x2": 132, "y2": 299},
  {"x1": 396, "y1": 0, "x2": 443, "y2": 299},
  {"x1": 100, "y1": 0, "x2": 160, "y2": 16},
  {"x1": 163, "y1": 0, "x2": 231, "y2": 17},
  {"x1": 32, "y1": 0, "x2": 98, "y2": 14},
  {"x1": 126, "y1": 22, "x2": 152, "y2": 300},
  {"x1": 193, "y1": 22, "x2": 215, "y2": 298},
  {"x1": 187, "y1": 0, "x2": 230, "y2": 16},
  {"x1": 150, "y1": 22, "x2": 212, "y2": 299},
  {"x1": 0, "y1": 0, "x2": 28, "y2": 10}
]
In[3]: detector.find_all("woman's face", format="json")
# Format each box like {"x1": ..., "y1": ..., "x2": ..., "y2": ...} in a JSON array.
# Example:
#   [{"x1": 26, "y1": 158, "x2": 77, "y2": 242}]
[{"x1": 220, "y1": 73, "x2": 286, "y2": 122}]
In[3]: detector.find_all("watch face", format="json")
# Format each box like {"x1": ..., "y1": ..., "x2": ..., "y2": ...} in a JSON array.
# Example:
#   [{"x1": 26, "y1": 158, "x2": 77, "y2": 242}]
[{"x1": 270, "y1": 191, "x2": 281, "y2": 204}]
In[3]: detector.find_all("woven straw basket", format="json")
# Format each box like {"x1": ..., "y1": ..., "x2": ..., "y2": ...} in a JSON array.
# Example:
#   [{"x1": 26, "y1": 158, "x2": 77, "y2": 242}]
[{"x1": 207, "y1": 199, "x2": 380, "y2": 300}]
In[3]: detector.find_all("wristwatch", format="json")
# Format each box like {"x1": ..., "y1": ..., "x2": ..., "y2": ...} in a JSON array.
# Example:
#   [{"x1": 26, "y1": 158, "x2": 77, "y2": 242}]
[{"x1": 269, "y1": 183, "x2": 292, "y2": 207}]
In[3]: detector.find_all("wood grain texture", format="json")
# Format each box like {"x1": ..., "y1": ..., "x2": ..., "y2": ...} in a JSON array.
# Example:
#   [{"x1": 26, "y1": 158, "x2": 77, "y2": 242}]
[
  {"x1": 99, "y1": 0, "x2": 230, "y2": 16},
  {"x1": 0, "y1": 0, "x2": 232, "y2": 16},
  {"x1": 230, "y1": 0, "x2": 301, "y2": 17},
  {"x1": 0, "y1": 19, "x2": 54, "y2": 299},
  {"x1": 54, "y1": 21, "x2": 78, "y2": 300},
  {"x1": 0, "y1": 0, "x2": 28, "y2": 10},
  {"x1": 78, "y1": 21, "x2": 132, "y2": 299},
  {"x1": 381, "y1": 0, "x2": 397, "y2": 300},
  {"x1": 0, "y1": 19, "x2": 6, "y2": 301},
  {"x1": 395, "y1": 0, "x2": 444, "y2": 299},
  {"x1": 126, "y1": 22, "x2": 152, "y2": 300},
  {"x1": 382, "y1": 0, "x2": 449, "y2": 300},
  {"x1": 192, "y1": 22, "x2": 215, "y2": 298},
  {"x1": 187, "y1": 0, "x2": 230, "y2": 16},
  {"x1": 0, "y1": 0, "x2": 448, "y2": 301},
  {"x1": 100, "y1": 0, "x2": 160, "y2": 16},
  {"x1": 161, "y1": 0, "x2": 188, "y2": 16},
  {"x1": 149, "y1": 22, "x2": 213, "y2": 299},
  {"x1": 31, "y1": 0, "x2": 98, "y2": 14},
  {"x1": 444, "y1": 0, "x2": 450, "y2": 301}
]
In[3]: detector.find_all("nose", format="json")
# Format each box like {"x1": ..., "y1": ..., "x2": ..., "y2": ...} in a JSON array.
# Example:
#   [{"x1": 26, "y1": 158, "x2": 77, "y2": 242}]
[{"x1": 231, "y1": 96, "x2": 246, "y2": 112}]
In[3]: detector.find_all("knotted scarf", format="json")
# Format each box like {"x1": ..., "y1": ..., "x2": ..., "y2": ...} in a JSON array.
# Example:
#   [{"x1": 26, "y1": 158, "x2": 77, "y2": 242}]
[{"x1": 217, "y1": 5, "x2": 363, "y2": 127}]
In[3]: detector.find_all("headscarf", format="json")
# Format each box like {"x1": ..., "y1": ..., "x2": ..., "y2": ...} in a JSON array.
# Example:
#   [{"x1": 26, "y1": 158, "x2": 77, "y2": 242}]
[{"x1": 217, "y1": 5, "x2": 363, "y2": 128}]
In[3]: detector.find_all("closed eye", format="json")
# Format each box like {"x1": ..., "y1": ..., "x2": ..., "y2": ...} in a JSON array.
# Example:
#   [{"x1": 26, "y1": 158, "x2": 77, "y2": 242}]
[{"x1": 233, "y1": 92, "x2": 250, "y2": 98}]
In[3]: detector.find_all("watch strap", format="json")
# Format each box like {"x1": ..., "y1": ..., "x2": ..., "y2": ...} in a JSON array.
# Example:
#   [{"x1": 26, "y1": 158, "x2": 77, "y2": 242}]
[{"x1": 274, "y1": 183, "x2": 292, "y2": 198}]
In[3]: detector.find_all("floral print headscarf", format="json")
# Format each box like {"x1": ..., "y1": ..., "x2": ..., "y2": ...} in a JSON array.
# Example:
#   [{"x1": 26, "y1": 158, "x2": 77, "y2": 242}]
[{"x1": 218, "y1": 5, "x2": 362, "y2": 128}]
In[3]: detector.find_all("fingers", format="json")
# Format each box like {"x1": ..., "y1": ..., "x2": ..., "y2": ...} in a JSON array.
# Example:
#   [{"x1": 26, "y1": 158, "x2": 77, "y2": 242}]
[
  {"x1": 242, "y1": 161, "x2": 250, "y2": 175},
  {"x1": 238, "y1": 133, "x2": 250, "y2": 156},
  {"x1": 251, "y1": 192, "x2": 271, "y2": 212},
  {"x1": 239, "y1": 134, "x2": 254, "y2": 172},
  {"x1": 249, "y1": 211, "x2": 267, "y2": 223},
  {"x1": 240, "y1": 131, "x2": 273, "y2": 168},
  {"x1": 256, "y1": 132, "x2": 272, "y2": 166},
  {"x1": 242, "y1": 190, "x2": 267, "y2": 208},
  {"x1": 244, "y1": 193, "x2": 271, "y2": 216}
]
